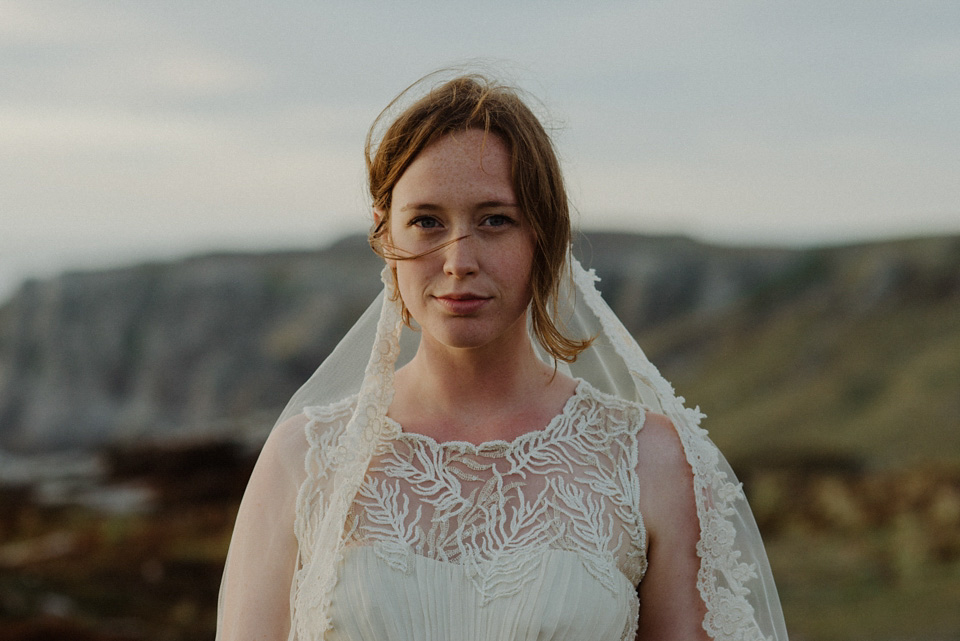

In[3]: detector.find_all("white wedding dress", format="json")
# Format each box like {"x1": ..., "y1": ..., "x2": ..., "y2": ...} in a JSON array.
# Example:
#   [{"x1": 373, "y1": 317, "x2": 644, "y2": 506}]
[
  {"x1": 218, "y1": 259, "x2": 788, "y2": 641},
  {"x1": 296, "y1": 379, "x2": 646, "y2": 641}
]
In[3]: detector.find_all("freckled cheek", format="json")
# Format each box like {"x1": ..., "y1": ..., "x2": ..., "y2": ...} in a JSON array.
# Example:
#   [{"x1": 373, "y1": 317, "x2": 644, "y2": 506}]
[
  {"x1": 394, "y1": 262, "x2": 433, "y2": 308},
  {"x1": 502, "y1": 252, "x2": 535, "y2": 303}
]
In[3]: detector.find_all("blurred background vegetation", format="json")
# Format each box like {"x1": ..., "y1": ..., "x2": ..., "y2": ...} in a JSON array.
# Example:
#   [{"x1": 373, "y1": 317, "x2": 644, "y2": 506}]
[{"x1": 1, "y1": 232, "x2": 958, "y2": 640}]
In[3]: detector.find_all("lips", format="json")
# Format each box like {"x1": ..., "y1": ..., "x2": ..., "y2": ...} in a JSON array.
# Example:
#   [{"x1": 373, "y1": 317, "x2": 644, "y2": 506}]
[{"x1": 434, "y1": 293, "x2": 491, "y2": 315}]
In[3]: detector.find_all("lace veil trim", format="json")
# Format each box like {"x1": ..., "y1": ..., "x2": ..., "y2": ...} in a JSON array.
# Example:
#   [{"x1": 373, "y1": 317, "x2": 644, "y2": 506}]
[{"x1": 567, "y1": 264, "x2": 785, "y2": 641}]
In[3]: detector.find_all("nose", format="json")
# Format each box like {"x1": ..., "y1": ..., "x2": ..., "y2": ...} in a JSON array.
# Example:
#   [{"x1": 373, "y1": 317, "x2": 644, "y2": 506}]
[{"x1": 443, "y1": 234, "x2": 478, "y2": 278}]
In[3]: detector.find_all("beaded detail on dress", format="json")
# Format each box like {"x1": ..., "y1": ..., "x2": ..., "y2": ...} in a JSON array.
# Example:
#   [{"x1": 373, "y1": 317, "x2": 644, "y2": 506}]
[{"x1": 296, "y1": 380, "x2": 648, "y2": 612}]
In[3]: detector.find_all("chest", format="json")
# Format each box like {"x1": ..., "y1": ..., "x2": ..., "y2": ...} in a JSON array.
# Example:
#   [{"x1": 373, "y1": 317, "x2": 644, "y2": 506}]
[{"x1": 344, "y1": 426, "x2": 648, "y2": 590}]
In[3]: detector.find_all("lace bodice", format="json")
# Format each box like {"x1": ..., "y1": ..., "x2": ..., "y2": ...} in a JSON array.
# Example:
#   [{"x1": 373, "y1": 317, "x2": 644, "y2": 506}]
[{"x1": 293, "y1": 379, "x2": 650, "y2": 640}]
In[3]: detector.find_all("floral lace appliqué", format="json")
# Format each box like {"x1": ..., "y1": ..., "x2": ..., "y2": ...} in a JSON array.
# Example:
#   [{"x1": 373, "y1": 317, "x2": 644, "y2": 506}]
[{"x1": 314, "y1": 381, "x2": 649, "y2": 607}]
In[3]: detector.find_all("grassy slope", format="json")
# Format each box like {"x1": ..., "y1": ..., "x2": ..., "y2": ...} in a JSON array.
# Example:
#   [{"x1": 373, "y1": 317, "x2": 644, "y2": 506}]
[{"x1": 643, "y1": 237, "x2": 960, "y2": 469}]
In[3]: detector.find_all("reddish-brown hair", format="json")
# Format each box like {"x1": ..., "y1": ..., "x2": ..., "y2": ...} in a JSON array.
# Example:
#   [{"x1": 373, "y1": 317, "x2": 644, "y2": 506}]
[{"x1": 366, "y1": 73, "x2": 591, "y2": 363}]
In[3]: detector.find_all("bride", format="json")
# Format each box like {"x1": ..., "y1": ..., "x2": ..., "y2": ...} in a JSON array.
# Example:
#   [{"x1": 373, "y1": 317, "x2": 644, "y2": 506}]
[{"x1": 217, "y1": 73, "x2": 788, "y2": 641}]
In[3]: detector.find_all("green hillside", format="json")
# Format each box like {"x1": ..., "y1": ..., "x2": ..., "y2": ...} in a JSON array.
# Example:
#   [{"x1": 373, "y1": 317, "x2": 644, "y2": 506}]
[{"x1": 642, "y1": 236, "x2": 960, "y2": 469}]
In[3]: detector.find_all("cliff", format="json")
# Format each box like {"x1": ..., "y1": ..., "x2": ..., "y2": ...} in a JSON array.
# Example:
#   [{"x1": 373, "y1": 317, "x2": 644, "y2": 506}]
[
  {"x1": 1, "y1": 232, "x2": 958, "y2": 464},
  {"x1": 0, "y1": 236, "x2": 383, "y2": 450}
]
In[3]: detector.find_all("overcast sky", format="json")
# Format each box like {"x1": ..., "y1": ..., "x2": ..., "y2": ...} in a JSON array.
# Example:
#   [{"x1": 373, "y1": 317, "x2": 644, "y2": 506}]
[{"x1": 2, "y1": 0, "x2": 958, "y2": 301}]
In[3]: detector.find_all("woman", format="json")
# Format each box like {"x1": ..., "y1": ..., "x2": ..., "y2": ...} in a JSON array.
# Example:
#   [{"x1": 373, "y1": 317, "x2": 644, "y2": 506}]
[{"x1": 218, "y1": 73, "x2": 788, "y2": 641}]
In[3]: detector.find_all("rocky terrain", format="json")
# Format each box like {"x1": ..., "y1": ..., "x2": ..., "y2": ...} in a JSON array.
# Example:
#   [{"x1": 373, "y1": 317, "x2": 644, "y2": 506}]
[{"x1": 0, "y1": 235, "x2": 384, "y2": 451}]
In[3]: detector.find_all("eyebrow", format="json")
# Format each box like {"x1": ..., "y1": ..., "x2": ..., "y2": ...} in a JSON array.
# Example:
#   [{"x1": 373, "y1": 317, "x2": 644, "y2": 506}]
[{"x1": 398, "y1": 200, "x2": 520, "y2": 212}]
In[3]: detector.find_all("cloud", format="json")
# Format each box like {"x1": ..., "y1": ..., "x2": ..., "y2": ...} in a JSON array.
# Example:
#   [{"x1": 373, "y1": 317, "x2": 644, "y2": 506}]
[
  {"x1": 148, "y1": 51, "x2": 266, "y2": 95},
  {"x1": 1, "y1": 0, "x2": 959, "y2": 301},
  {"x1": 0, "y1": 105, "x2": 223, "y2": 150},
  {"x1": 0, "y1": 0, "x2": 133, "y2": 45}
]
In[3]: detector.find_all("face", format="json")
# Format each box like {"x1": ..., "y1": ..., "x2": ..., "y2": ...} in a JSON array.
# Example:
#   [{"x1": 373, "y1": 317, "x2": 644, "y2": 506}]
[{"x1": 383, "y1": 129, "x2": 535, "y2": 353}]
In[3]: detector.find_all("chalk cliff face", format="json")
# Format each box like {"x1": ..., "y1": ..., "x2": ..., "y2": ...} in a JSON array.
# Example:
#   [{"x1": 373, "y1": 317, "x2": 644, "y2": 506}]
[
  {"x1": 0, "y1": 236, "x2": 384, "y2": 451},
  {"x1": 1, "y1": 232, "x2": 958, "y2": 455}
]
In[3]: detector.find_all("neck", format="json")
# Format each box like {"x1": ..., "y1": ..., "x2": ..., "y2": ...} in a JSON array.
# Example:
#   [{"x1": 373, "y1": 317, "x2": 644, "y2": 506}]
[
  {"x1": 391, "y1": 318, "x2": 572, "y2": 441},
  {"x1": 405, "y1": 331, "x2": 549, "y2": 405}
]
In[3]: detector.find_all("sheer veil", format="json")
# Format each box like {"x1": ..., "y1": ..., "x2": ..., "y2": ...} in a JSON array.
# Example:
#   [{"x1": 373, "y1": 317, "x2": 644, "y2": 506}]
[{"x1": 217, "y1": 256, "x2": 789, "y2": 641}]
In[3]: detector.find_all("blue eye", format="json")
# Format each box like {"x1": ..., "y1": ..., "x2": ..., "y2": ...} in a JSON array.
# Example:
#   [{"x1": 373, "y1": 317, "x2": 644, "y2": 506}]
[
  {"x1": 484, "y1": 214, "x2": 514, "y2": 227},
  {"x1": 411, "y1": 216, "x2": 441, "y2": 229}
]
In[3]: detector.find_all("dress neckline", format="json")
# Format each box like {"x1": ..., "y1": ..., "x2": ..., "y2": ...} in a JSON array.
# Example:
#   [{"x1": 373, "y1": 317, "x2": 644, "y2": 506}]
[{"x1": 385, "y1": 378, "x2": 590, "y2": 453}]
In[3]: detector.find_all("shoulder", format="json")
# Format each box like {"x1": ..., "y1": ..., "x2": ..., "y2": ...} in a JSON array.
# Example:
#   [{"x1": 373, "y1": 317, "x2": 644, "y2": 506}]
[
  {"x1": 258, "y1": 395, "x2": 357, "y2": 483},
  {"x1": 635, "y1": 411, "x2": 698, "y2": 539},
  {"x1": 636, "y1": 411, "x2": 693, "y2": 488},
  {"x1": 301, "y1": 395, "x2": 356, "y2": 448},
  {"x1": 247, "y1": 414, "x2": 310, "y2": 493},
  {"x1": 303, "y1": 394, "x2": 356, "y2": 426},
  {"x1": 574, "y1": 379, "x2": 647, "y2": 436},
  {"x1": 637, "y1": 411, "x2": 689, "y2": 470}
]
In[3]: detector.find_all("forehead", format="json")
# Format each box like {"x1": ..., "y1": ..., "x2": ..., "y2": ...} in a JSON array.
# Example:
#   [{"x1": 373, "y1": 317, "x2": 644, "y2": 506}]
[{"x1": 392, "y1": 130, "x2": 515, "y2": 206}]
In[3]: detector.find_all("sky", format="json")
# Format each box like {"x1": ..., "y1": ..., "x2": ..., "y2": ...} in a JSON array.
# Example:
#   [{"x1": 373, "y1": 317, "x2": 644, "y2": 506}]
[{"x1": 1, "y1": 0, "x2": 958, "y2": 302}]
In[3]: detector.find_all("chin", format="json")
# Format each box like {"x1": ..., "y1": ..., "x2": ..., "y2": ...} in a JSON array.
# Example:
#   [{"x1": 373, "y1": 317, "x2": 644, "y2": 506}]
[
  {"x1": 428, "y1": 319, "x2": 529, "y2": 353},
  {"x1": 431, "y1": 331, "x2": 496, "y2": 351}
]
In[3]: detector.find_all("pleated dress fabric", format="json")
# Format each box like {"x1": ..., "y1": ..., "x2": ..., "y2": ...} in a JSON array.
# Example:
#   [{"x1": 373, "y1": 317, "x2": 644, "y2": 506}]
[{"x1": 328, "y1": 547, "x2": 637, "y2": 641}]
